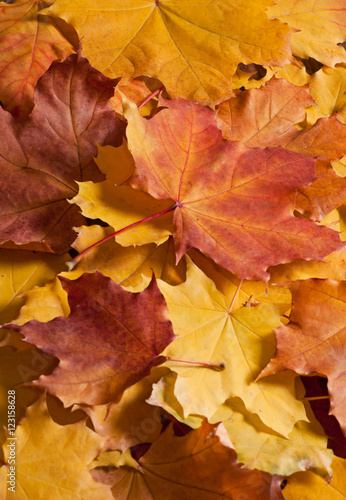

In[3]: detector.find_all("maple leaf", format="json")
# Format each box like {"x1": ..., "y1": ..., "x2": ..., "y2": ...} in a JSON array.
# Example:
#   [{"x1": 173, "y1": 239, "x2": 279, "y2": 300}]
[
  {"x1": 60, "y1": 226, "x2": 185, "y2": 292},
  {"x1": 0, "y1": 394, "x2": 113, "y2": 499},
  {"x1": 267, "y1": 0, "x2": 346, "y2": 67},
  {"x1": 282, "y1": 456, "x2": 346, "y2": 500},
  {"x1": 77, "y1": 367, "x2": 168, "y2": 452},
  {"x1": 6, "y1": 272, "x2": 175, "y2": 406},
  {"x1": 12, "y1": 278, "x2": 70, "y2": 325},
  {"x1": 90, "y1": 421, "x2": 285, "y2": 500},
  {"x1": 158, "y1": 258, "x2": 307, "y2": 436},
  {"x1": 42, "y1": 0, "x2": 293, "y2": 106},
  {"x1": 294, "y1": 161, "x2": 346, "y2": 221},
  {"x1": 72, "y1": 183, "x2": 174, "y2": 247},
  {"x1": 285, "y1": 115, "x2": 346, "y2": 161},
  {"x1": 125, "y1": 96, "x2": 344, "y2": 281},
  {"x1": 0, "y1": 52, "x2": 125, "y2": 253},
  {"x1": 216, "y1": 76, "x2": 314, "y2": 146},
  {"x1": 0, "y1": 0, "x2": 74, "y2": 118},
  {"x1": 309, "y1": 65, "x2": 346, "y2": 117},
  {"x1": 210, "y1": 398, "x2": 333, "y2": 477},
  {"x1": 149, "y1": 373, "x2": 333, "y2": 477},
  {"x1": 0, "y1": 249, "x2": 68, "y2": 325},
  {"x1": 259, "y1": 279, "x2": 346, "y2": 435}
]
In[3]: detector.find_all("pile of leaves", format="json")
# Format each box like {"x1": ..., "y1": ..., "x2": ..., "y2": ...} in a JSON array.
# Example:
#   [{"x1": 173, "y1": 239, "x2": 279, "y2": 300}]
[{"x1": 1, "y1": 0, "x2": 346, "y2": 498}]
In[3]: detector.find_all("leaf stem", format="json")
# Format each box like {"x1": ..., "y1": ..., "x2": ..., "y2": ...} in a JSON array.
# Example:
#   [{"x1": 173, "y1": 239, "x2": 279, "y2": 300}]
[
  {"x1": 166, "y1": 357, "x2": 226, "y2": 370},
  {"x1": 303, "y1": 396, "x2": 330, "y2": 401},
  {"x1": 67, "y1": 203, "x2": 176, "y2": 269},
  {"x1": 138, "y1": 85, "x2": 165, "y2": 111}
]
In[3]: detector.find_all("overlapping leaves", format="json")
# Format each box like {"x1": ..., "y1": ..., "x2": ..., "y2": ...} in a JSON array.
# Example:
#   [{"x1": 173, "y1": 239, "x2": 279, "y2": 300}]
[{"x1": 1, "y1": 1, "x2": 346, "y2": 499}]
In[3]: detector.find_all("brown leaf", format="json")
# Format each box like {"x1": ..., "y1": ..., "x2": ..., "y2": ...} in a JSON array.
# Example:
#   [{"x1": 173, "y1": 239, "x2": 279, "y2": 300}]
[
  {"x1": 0, "y1": 0, "x2": 74, "y2": 117},
  {"x1": 91, "y1": 421, "x2": 285, "y2": 500},
  {"x1": 6, "y1": 272, "x2": 175, "y2": 406},
  {"x1": 0, "y1": 52, "x2": 125, "y2": 253},
  {"x1": 285, "y1": 115, "x2": 346, "y2": 161},
  {"x1": 216, "y1": 77, "x2": 313, "y2": 146},
  {"x1": 125, "y1": 96, "x2": 344, "y2": 281},
  {"x1": 259, "y1": 279, "x2": 346, "y2": 435},
  {"x1": 294, "y1": 160, "x2": 346, "y2": 221}
]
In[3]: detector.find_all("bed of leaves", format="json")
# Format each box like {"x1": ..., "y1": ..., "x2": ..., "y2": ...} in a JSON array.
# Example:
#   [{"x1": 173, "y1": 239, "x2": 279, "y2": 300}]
[{"x1": 1, "y1": 1, "x2": 346, "y2": 499}]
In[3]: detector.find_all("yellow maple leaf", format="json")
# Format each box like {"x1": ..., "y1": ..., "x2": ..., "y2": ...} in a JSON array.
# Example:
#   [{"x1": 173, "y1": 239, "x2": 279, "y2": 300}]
[
  {"x1": 210, "y1": 398, "x2": 333, "y2": 477},
  {"x1": 158, "y1": 258, "x2": 307, "y2": 436},
  {"x1": 12, "y1": 278, "x2": 70, "y2": 326},
  {"x1": 71, "y1": 182, "x2": 173, "y2": 247},
  {"x1": 148, "y1": 372, "x2": 332, "y2": 477},
  {"x1": 309, "y1": 65, "x2": 346, "y2": 116},
  {"x1": 61, "y1": 226, "x2": 185, "y2": 291},
  {"x1": 267, "y1": 0, "x2": 346, "y2": 67},
  {"x1": 42, "y1": 0, "x2": 293, "y2": 106},
  {"x1": 0, "y1": 394, "x2": 113, "y2": 499},
  {"x1": 0, "y1": 249, "x2": 68, "y2": 325},
  {"x1": 282, "y1": 456, "x2": 346, "y2": 500}
]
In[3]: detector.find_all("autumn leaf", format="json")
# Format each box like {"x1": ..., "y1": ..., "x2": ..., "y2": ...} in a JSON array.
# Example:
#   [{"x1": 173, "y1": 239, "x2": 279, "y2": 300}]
[
  {"x1": 125, "y1": 96, "x2": 343, "y2": 281},
  {"x1": 0, "y1": 393, "x2": 113, "y2": 499},
  {"x1": 267, "y1": 0, "x2": 346, "y2": 67},
  {"x1": 282, "y1": 456, "x2": 346, "y2": 500},
  {"x1": 158, "y1": 258, "x2": 306, "y2": 436},
  {"x1": 6, "y1": 272, "x2": 175, "y2": 406},
  {"x1": 0, "y1": 249, "x2": 68, "y2": 325},
  {"x1": 77, "y1": 367, "x2": 169, "y2": 452},
  {"x1": 60, "y1": 226, "x2": 185, "y2": 292},
  {"x1": 90, "y1": 421, "x2": 285, "y2": 500},
  {"x1": 294, "y1": 161, "x2": 346, "y2": 221},
  {"x1": 72, "y1": 183, "x2": 174, "y2": 247},
  {"x1": 285, "y1": 115, "x2": 346, "y2": 161},
  {"x1": 210, "y1": 398, "x2": 333, "y2": 477},
  {"x1": 269, "y1": 249, "x2": 346, "y2": 283},
  {"x1": 0, "y1": 0, "x2": 74, "y2": 118},
  {"x1": 216, "y1": 76, "x2": 314, "y2": 146},
  {"x1": 0, "y1": 52, "x2": 125, "y2": 253},
  {"x1": 309, "y1": 65, "x2": 346, "y2": 116},
  {"x1": 42, "y1": 0, "x2": 293, "y2": 106},
  {"x1": 259, "y1": 279, "x2": 346, "y2": 435},
  {"x1": 12, "y1": 278, "x2": 70, "y2": 325}
]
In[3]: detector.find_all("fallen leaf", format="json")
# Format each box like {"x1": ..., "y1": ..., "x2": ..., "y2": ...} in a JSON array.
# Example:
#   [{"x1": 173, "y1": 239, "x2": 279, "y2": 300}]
[
  {"x1": 209, "y1": 398, "x2": 333, "y2": 477},
  {"x1": 90, "y1": 420, "x2": 285, "y2": 500},
  {"x1": 267, "y1": 0, "x2": 346, "y2": 67},
  {"x1": 158, "y1": 258, "x2": 306, "y2": 436},
  {"x1": 282, "y1": 456, "x2": 346, "y2": 500},
  {"x1": 43, "y1": 0, "x2": 293, "y2": 106},
  {"x1": 294, "y1": 161, "x2": 346, "y2": 221},
  {"x1": 216, "y1": 77, "x2": 313, "y2": 146},
  {"x1": 285, "y1": 115, "x2": 346, "y2": 161},
  {"x1": 72, "y1": 184, "x2": 173, "y2": 247},
  {"x1": 6, "y1": 272, "x2": 175, "y2": 406},
  {"x1": 77, "y1": 367, "x2": 168, "y2": 452},
  {"x1": 125, "y1": 96, "x2": 343, "y2": 281},
  {"x1": 259, "y1": 279, "x2": 346, "y2": 435},
  {"x1": 188, "y1": 248, "x2": 292, "y2": 307},
  {"x1": 309, "y1": 65, "x2": 346, "y2": 116},
  {"x1": 0, "y1": 0, "x2": 74, "y2": 117},
  {"x1": 269, "y1": 249, "x2": 346, "y2": 283},
  {"x1": 12, "y1": 278, "x2": 70, "y2": 325},
  {"x1": 0, "y1": 249, "x2": 68, "y2": 325},
  {"x1": 147, "y1": 369, "x2": 203, "y2": 429},
  {"x1": 61, "y1": 226, "x2": 185, "y2": 292},
  {"x1": 94, "y1": 141, "x2": 135, "y2": 186},
  {"x1": 0, "y1": 52, "x2": 125, "y2": 253},
  {"x1": 0, "y1": 393, "x2": 113, "y2": 499},
  {"x1": 274, "y1": 61, "x2": 312, "y2": 87}
]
